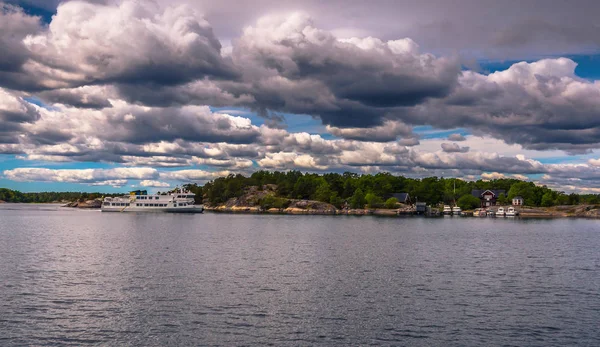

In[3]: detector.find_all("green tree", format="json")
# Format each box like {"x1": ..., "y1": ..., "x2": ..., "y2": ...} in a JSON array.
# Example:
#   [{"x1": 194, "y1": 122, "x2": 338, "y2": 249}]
[
  {"x1": 329, "y1": 192, "x2": 344, "y2": 208},
  {"x1": 457, "y1": 194, "x2": 480, "y2": 210},
  {"x1": 365, "y1": 192, "x2": 383, "y2": 208},
  {"x1": 313, "y1": 180, "x2": 332, "y2": 202},
  {"x1": 497, "y1": 193, "x2": 508, "y2": 205},
  {"x1": 384, "y1": 197, "x2": 398, "y2": 209},
  {"x1": 507, "y1": 181, "x2": 537, "y2": 206},
  {"x1": 541, "y1": 192, "x2": 554, "y2": 207},
  {"x1": 350, "y1": 188, "x2": 366, "y2": 209}
]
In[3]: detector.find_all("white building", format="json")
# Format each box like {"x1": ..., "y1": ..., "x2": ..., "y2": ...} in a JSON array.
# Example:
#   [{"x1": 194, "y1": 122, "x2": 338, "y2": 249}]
[{"x1": 512, "y1": 196, "x2": 524, "y2": 206}]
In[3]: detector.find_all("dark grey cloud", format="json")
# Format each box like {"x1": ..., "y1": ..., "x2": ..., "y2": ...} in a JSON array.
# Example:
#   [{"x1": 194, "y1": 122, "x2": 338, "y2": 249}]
[
  {"x1": 441, "y1": 142, "x2": 469, "y2": 153},
  {"x1": 0, "y1": 1, "x2": 240, "y2": 92},
  {"x1": 115, "y1": 81, "x2": 254, "y2": 108},
  {"x1": 2, "y1": 1, "x2": 600, "y2": 158},
  {"x1": 228, "y1": 15, "x2": 460, "y2": 126},
  {"x1": 0, "y1": 87, "x2": 40, "y2": 144},
  {"x1": 326, "y1": 120, "x2": 415, "y2": 142},
  {"x1": 0, "y1": 3, "x2": 44, "y2": 90},
  {"x1": 37, "y1": 86, "x2": 113, "y2": 109}
]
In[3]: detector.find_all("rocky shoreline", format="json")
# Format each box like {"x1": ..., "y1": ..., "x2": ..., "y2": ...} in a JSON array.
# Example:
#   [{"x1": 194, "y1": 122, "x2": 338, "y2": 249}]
[
  {"x1": 63, "y1": 199, "x2": 102, "y2": 209},
  {"x1": 205, "y1": 203, "x2": 600, "y2": 218}
]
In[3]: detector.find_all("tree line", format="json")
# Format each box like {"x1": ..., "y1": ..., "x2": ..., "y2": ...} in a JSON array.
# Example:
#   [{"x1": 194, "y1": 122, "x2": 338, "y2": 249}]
[
  {"x1": 183, "y1": 171, "x2": 600, "y2": 209},
  {"x1": 0, "y1": 189, "x2": 119, "y2": 203}
]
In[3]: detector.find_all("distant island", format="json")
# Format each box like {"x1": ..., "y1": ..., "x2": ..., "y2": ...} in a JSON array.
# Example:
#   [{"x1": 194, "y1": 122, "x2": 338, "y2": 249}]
[
  {"x1": 2, "y1": 171, "x2": 600, "y2": 218},
  {"x1": 0, "y1": 189, "x2": 120, "y2": 205},
  {"x1": 181, "y1": 171, "x2": 600, "y2": 218}
]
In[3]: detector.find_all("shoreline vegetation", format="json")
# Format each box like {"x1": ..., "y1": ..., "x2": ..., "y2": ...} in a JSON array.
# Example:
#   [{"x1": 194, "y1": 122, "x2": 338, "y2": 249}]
[
  {"x1": 186, "y1": 171, "x2": 600, "y2": 218},
  {"x1": 2, "y1": 170, "x2": 600, "y2": 218}
]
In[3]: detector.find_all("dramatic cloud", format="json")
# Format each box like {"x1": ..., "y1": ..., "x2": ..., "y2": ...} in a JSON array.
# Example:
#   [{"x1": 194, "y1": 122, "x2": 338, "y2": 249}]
[
  {"x1": 441, "y1": 142, "x2": 470, "y2": 153},
  {"x1": 3, "y1": 167, "x2": 159, "y2": 183},
  {"x1": 27, "y1": 102, "x2": 261, "y2": 145},
  {"x1": 0, "y1": 87, "x2": 40, "y2": 146},
  {"x1": 3, "y1": 0, "x2": 237, "y2": 90},
  {"x1": 326, "y1": 120, "x2": 415, "y2": 142},
  {"x1": 228, "y1": 12, "x2": 460, "y2": 127},
  {"x1": 2, "y1": 1, "x2": 600, "y2": 192},
  {"x1": 0, "y1": 2, "x2": 43, "y2": 90},
  {"x1": 408, "y1": 58, "x2": 600, "y2": 153}
]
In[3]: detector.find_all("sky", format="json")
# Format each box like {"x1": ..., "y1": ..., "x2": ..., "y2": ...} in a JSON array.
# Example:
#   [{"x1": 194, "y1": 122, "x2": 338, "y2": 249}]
[{"x1": 1, "y1": 0, "x2": 600, "y2": 193}]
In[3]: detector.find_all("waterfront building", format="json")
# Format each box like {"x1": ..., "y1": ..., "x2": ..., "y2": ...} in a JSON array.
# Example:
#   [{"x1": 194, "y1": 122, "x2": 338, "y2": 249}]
[
  {"x1": 512, "y1": 196, "x2": 524, "y2": 206},
  {"x1": 471, "y1": 189, "x2": 506, "y2": 208}
]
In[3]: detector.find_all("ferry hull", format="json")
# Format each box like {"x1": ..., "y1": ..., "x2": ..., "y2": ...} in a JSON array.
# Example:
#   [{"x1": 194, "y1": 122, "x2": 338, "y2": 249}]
[{"x1": 101, "y1": 206, "x2": 204, "y2": 213}]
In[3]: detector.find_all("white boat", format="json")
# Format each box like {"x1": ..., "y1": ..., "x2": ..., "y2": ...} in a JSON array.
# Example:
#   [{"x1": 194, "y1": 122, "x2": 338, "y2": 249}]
[
  {"x1": 506, "y1": 206, "x2": 517, "y2": 217},
  {"x1": 452, "y1": 206, "x2": 462, "y2": 216},
  {"x1": 497, "y1": 207, "x2": 505, "y2": 217},
  {"x1": 443, "y1": 205, "x2": 453, "y2": 215},
  {"x1": 101, "y1": 189, "x2": 203, "y2": 213},
  {"x1": 486, "y1": 209, "x2": 496, "y2": 217}
]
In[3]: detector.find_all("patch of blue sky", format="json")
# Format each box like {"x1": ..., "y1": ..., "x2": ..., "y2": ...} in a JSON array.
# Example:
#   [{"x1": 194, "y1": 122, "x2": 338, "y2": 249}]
[
  {"x1": 10, "y1": 1, "x2": 55, "y2": 24},
  {"x1": 23, "y1": 96, "x2": 59, "y2": 110},
  {"x1": 210, "y1": 106, "x2": 328, "y2": 135},
  {"x1": 414, "y1": 126, "x2": 470, "y2": 140},
  {"x1": 535, "y1": 152, "x2": 596, "y2": 165}
]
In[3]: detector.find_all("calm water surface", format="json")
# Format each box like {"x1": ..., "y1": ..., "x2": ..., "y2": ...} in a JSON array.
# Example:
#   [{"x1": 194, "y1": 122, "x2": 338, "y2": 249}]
[{"x1": 0, "y1": 204, "x2": 599, "y2": 346}]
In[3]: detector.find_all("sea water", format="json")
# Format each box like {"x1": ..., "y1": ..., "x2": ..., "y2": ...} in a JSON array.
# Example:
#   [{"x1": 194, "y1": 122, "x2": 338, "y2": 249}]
[{"x1": 0, "y1": 204, "x2": 599, "y2": 346}]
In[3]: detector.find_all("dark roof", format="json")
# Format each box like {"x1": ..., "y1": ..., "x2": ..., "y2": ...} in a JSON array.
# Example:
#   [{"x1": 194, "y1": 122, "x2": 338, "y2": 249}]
[
  {"x1": 471, "y1": 189, "x2": 506, "y2": 198},
  {"x1": 513, "y1": 196, "x2": 524, "y2": 200},
  {"x1": 391, "y1": 193, "x2": 410, "y2": 202}
]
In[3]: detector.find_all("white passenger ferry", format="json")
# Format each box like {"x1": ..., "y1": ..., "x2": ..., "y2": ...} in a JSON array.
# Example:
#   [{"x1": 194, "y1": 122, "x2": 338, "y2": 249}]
[{"x1": 101, "y1": 189, "x2": 203, "y2": 213}]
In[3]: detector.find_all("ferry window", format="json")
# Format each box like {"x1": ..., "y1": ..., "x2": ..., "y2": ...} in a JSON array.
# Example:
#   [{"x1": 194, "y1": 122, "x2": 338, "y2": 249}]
[
  {"x1": 174, "y1": 204, "x2": 177, "y2": 207},
  {"x1": 137, "y1": 203, "x2": 140, "y2": 206},
  {"x1": 144, "y1": 204, "x2": 148, "y2": 207},
  {"x1": 155, "y1": 196, "x2": 159, "y2": 200}
]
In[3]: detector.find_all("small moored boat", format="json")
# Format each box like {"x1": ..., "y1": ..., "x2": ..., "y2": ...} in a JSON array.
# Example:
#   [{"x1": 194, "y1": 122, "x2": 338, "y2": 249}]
[
  {"x1": 452, "y1": 206, "x2": 462, "y2": 216},
  {"x1": 497, "y1": 207, "x2": 505, "y2": 217},
  {"x1": 506, "y1": 206, "x2": 517, "y2": 217},
  {"x1": 443, "y1": 205, "x2": 453, "y2": 215}
]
